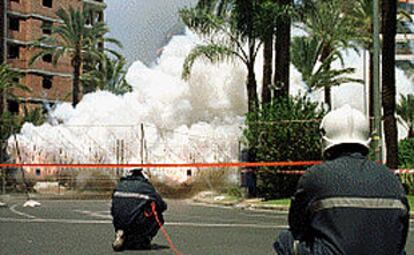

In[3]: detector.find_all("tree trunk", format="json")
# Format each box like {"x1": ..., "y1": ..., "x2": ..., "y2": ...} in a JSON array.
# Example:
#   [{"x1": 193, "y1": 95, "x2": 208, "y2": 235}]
[
  {"x1": 408, "y1": 127, "x2": 414, "y2": 138},
  {"x1": 369, "y1": 49, "x2": 374, "y2": 132},
  {"x1": 247, "y1": 62, "x2": 259, "y2": 114},
  {"x1": 0, "y1": 89, "x2": 4, "y2": 164},
  {"x1": 368, "y1": 22, "x2": 374, "y2": 133},
  {"x1": 0, "y1": 89, "x2": 4, "y2": 118},
  {"x1": 273, "y1": 0, "x2": 291, "y2": 99},
  {"x1": 324, "y1": 87, "x2": 331, "y2": 109},
  {"x1": 321, "y1": 45, "x2": 332, "y2": 110},
  {"x1": 72, "y1": 52, "x2": 82, "y2": 107},
  {"x1": 262, "y1": 34, "x2": 273, "y2": 107},
  {"x1": 382, "y1": 0, "x2": 398, "y2": 169}
]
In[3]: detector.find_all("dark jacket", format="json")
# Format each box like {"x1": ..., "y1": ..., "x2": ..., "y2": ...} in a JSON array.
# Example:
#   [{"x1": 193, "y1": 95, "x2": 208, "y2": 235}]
[
  {"x1": 111, "y1": 174, "x2": 167, "y2": 238},
  {"x1": 289, "y1": 152, "x2": 410, "y2": 255}
]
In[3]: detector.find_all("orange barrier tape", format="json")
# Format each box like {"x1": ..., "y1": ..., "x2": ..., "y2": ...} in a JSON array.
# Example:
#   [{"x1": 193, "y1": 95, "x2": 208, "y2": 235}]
[
  {"x1": 241, "y1": 169, "x2": 306, "y2": 174},
  {"x1": 0, "y1": 161, "x2": 322, "y2": 169},
  {"x1": 394, "y1": 169, "x2": 414, "y2": 174},
  {"x1": 149, "y1": 201, "x2": 182, "y2": 255},
  {"x1": 1, "y1": 162, "x2": 413, "y2": 174},
  {"x1": 244, "y1": 169, "x2": 414, "y2": 175}
]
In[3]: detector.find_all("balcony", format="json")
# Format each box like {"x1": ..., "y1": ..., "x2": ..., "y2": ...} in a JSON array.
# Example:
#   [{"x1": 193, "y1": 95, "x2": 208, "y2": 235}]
[{"x1": 83, "y1": 0, "x2": 107, "y2": 10}]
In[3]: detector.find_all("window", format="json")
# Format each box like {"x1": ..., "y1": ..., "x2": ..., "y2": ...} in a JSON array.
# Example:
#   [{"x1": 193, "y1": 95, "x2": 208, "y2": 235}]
[
  {"x1": 36, "y1": 169, "x2": 41, "y2": 176},
  {"x1": 42, "y1": 21, "x2": 52, "y2": 35},
  {"x1": 7, "y1": 100, "x2": 19, "y2": 114},
  {"x1": 42, "y1": 76, "x2": 53, "y2": 89},
  {"x1": 42, "y1": 0, "x2": 52, "y2": 8},
  {"x1": 7, "y1": 44, "x2": 20, "y2": 59},
  {"x1": 42, "y1": 54, "x2": 52, "y2": 63},
  {"x1": 9, "y1": 17, "x2": 20, "y2": 31}
]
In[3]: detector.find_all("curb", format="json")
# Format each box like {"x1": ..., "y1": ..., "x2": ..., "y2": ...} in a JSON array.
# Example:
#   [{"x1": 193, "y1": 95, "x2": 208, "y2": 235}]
[
  {"x1": 193, "y1": 197, "x2": 289, "y2": 211},
  {"x1": 193, "y1": 197, "x2": 240, "y2": 207},
  {"x1": 193, "y1": 198, "x2": 414, "y2": 219}
]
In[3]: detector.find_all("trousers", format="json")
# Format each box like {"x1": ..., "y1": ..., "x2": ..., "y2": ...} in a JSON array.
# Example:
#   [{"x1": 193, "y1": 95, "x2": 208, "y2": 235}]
[{"x1": 274, "y1": 230, "x2": 407, "y2": 255}]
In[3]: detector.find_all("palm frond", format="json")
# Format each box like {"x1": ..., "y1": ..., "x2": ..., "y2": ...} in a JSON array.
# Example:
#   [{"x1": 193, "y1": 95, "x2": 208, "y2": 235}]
[{"x1": 182, "y1": 43, "x2": 236, "y2": 80}]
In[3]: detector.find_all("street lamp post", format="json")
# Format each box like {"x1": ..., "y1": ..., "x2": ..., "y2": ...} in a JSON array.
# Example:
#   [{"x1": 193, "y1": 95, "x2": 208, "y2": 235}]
[{"x1": 372, "y1": 0, "x2": 383, "y2": 162}]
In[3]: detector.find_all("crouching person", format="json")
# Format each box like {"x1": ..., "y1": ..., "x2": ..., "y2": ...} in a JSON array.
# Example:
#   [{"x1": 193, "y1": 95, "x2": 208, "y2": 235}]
[
  {"x1": 274, "y1": 105, "x2": 409, "y2": 255},
  {"x1": 111, "y1": 168, "x2": 167, "y2": 252}
]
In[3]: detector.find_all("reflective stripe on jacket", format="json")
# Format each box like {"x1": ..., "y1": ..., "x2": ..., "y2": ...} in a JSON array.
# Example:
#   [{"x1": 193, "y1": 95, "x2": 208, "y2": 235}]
[
  {"x1": 289, "y1": 152, "x2": 410, "y2": 255},
  {"x1": 111, "y1": 175, "x2": 167, "y2": 235}
]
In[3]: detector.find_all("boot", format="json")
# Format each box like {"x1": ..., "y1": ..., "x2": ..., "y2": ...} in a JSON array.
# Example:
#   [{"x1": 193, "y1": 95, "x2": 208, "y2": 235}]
[{"x1": 112, "y1": 230, "x2": 125, "y2": 252}]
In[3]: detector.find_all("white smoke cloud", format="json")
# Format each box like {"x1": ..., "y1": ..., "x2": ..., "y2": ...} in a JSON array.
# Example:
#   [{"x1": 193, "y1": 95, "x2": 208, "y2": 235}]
[{"x1": 8, "y1": 29, "x2": 414, "y2": 181}]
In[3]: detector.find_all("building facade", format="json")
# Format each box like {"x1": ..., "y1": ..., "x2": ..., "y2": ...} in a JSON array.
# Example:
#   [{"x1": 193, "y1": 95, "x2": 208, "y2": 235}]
[
  {"x1": 0, "y1": 0, "x2": 105, "y2": 180},
  {"x1": 0, "y1": 0, "x2": 105, "y2": 115},
  {"x1": 397, "y1": 0, "x2": 414, "y2": 77}
]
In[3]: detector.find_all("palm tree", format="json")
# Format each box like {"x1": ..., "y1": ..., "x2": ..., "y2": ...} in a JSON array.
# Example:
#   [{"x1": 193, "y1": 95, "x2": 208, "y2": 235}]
[
  {"x1": 397, "y1": 94, "x2": 414, "y2": 138},
  {"x1": 181, "y1": 1, "x2": 288, "y2": 112},
  {"x1": 382, "y1": 0, "x2": 398, "y2": 168},
  {"x1": 273, "y1": 0, "x2": 292, "y2": 99},
  {"x1": 0, "y1": 63, "x2": 30, "y2": 164},
  {"x1": 261, "y1": 0, "x2": 274, "y2": 106},
  {"x1": 181, "y1": 2, "x2": 261, "y2": 113},
  {"x1": 291, "y1": 36, "x2": 363, "y2": 93},
  {"x1": 302, "y1": 0, "x2": 359, "y2": 109},
  {"x1": 347, "y1": 0, "x2": 374, "y2": 125},
  {"x1": 348, "y1": 0, "x2": 411, "y2": 133},
  {"x1": 0, "y1": 64, "x2": 30, "y2": 116},
  {"x1": 81, "y1": 56, "x2": 132, "y2": 95},
  {"x1": 30, "y1": 6, "x2": 121, "y2": 107}
]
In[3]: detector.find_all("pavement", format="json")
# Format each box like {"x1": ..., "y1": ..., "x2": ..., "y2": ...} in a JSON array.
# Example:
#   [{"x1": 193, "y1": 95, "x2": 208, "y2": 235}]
[
  {"x1": 0, "y1": 198, "x2": 287, "y2": 254},
  {"x1": 0, "y1": 196, "x2": 413, "y2": 254}
]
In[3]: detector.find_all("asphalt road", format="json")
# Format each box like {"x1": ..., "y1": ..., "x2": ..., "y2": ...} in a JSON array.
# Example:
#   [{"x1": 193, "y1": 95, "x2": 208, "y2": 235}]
[{"x1": 0, "y1": 199, "x2": 413, "y2": 255}]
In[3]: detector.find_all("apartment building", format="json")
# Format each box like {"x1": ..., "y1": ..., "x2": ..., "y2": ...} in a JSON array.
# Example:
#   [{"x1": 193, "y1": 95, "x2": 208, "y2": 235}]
[
  {"x1": 397, "y1": 0, "x2": 414, "y2": 76},
  {"x1": 0, "y1": 0, "x2": 106, "y2": 114}
]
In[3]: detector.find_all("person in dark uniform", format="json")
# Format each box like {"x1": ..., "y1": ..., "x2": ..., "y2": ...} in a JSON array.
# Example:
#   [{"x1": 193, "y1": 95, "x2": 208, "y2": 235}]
[
  {"x1": 111, "y1": 168, "x2": 167, "y2": 251},
  {"x1": 274, "y1": 105, "x2": 410, "y2": 255}
]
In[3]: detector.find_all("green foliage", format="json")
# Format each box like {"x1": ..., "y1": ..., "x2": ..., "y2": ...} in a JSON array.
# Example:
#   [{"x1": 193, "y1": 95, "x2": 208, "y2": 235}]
[
  {"x1": 1, "y1": 108, "x2": 46, "y2": 163},
  {"x1": 81, "y1": 56, "x2": 132, "y2": 95},
  {"x1": 29, "y1": 6, "x2": 122, "y2": 105},
  {"x1": 291, "y1": 36, "x2": 363, "y2": 92},
  {"x1": 179, "y1": 0, "x2": 291, "y2": 79},
  {"x1": 303, "y1": 0, "x2": 359, "y2": 53},
  {"x1": 244, "y1": 96, "x2": 325, "y2": 199},
  {"x1": 398, "y1": 138, "x2": 414, "y2": 194},
  {"x1": 396, "y1": 94, "x2": 414, "y2": 138},
  {"x1": 182, "y1": 44, "x2": 235, "y2": 80},
  {"x1": 0, "y1": 112, "x2": 21, "y2": 143},
  {"x1": 22, "y1": 106, "x2": 46, "y2": 126},
  {"x1": 77, "y1": 171, "x2": 116, "y2": 192},
  {"x1": 30, "y1": 6, "x2": 119, "y2": 66},
  {"x1": 225, "y1": 185, "x2": 244, "y2": 198},
  {"x1": 0, "y1": 64, "x2": 30, "y2": 102},
  {"x1": 398, "y1": 138, "x2": 414, "y2": 168}
]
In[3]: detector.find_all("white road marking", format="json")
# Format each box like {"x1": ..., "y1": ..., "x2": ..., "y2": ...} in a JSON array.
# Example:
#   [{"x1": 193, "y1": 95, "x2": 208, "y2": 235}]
[
  {"x1": 0, "y1": 217, "x2": 110, "y2": 224},
  {"x1": 191, "y1": 202, "x2": 237, "y2": 210},
  {"x1": 9, "y1": 204, "x2": 36, "y2": 219},
  {"x1": 73, "y1": 210, "x2": 111, "y2": 219},
  {"x1": 166, "y1": 222, "x2": 288, "y2": 229},
  {"x1": 0, "y1": 216, "x2": 288, "y2": 229}
]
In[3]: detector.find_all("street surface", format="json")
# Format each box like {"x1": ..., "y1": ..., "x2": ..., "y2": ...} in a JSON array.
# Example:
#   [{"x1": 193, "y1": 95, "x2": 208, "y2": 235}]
[{"x1": 0, "y1": 199, "x2": 413, "y2": 255}]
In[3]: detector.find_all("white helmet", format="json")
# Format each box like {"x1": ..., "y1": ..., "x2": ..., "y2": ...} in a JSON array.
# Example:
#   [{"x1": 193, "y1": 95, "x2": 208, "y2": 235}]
[{"x1": 320, "y1": 104, "x2": 370, "y2": 153}]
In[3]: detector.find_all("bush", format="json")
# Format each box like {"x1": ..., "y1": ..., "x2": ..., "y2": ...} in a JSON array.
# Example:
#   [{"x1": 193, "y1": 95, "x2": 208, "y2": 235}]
[
  {"x1": 76, "y1": 170, "x2": 116, "y2": 192},
  {"x1": 398, "y1": 138, "x2": 414, "y2": 194},
  {"x1": 225, "y1": 185, "x2": 244, "y2": 198},
  {"x1": 13, "y1": 170, "x2": 37, "y2": 192},
  {"x1": 150, "y1": 168, "x2": 237, "y2": 198},
  {"x1": 243, "y1": 96, "x2": 325, "y2": 199}
]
